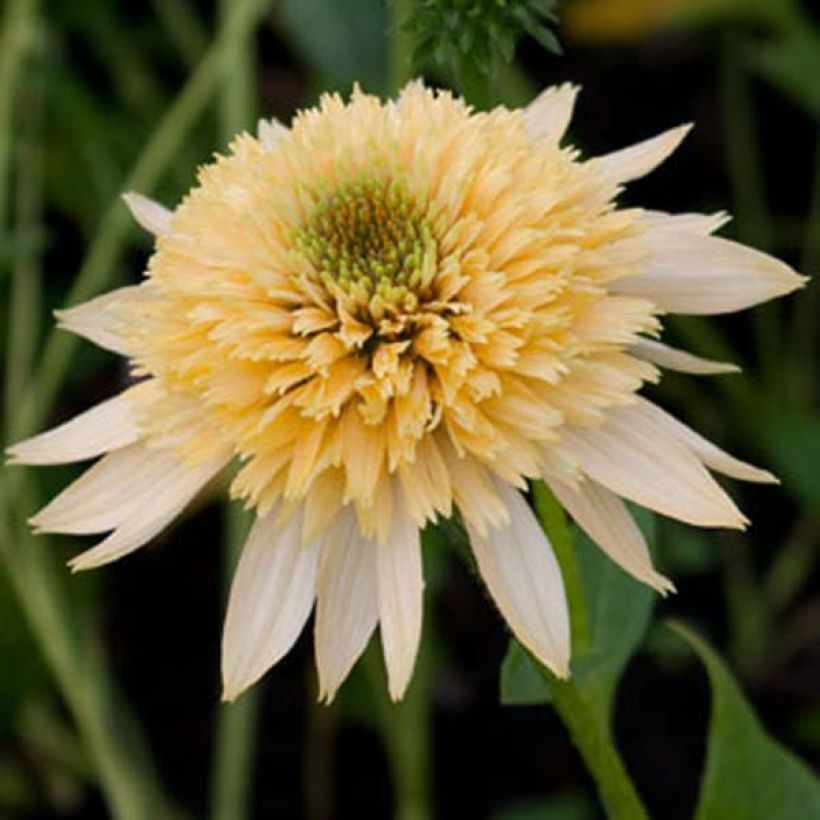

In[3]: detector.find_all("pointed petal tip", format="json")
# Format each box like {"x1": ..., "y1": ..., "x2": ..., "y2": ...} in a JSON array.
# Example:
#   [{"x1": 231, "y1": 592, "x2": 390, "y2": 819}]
[{"x1": 122, "y1": 191, "x2": 173, "y2": 236}]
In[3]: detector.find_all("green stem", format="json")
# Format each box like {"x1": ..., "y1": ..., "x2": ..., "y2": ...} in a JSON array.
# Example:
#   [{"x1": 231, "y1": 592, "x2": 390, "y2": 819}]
[
  {"x1": 364, "y1": 634, "x2": 432, "y2": 820},
  {"x1": 150, "y1": 0, "x2": 208, "y2": 67},
  {"x1": 532, "y1": 482, "x2": 589, "y2": 656},
  {"x1": 210, "y1": 504, "x2": 260, "y2": 820},
  {"x1": 0, "y1": 485, "x2": 173, "y2": 819},
  {"x1": 533, "y1": 484, "x2": 648, "y2": 820}
]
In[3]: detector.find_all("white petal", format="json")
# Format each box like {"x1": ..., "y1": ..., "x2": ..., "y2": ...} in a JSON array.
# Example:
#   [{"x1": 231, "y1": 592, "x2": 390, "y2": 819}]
[
  {"x1": 55, "y1": 286, "x2": 146, "y2": 355},
  {"x1": 122, "y1": 192, "x2": 173, "y2": 236},
  {"x1": 590, "y1": 124, "x2": 691, "y2": 185},
  {"x1": 376, "y1": 500, "x2": 423, "y2": 701},
  {"x1": 221, "y1": 505, "x2": 321, "y2": 701},
  {"x1": 466, "y1": 479, "x2": 570, "y2": 678},
  {"x1": 68, "y1": 454, "x2": 227, "y2": 571},
  {"x1": 613, "y1": 231, "x2": 806, "y2": 315},
  {"x1": 641, "y1": 209, "x2": 730, "y2": 236},
  {"x1": 7, "y1": 391, "x2": 139, "y2": 465},
  {"x1": 561, "y1": 404, "x2": 746, "y2": 528},
  {"x1": 524, "y1": 83, "x2": 579, "y2": 145},
  {"x1": 636, "y1": 398, "x2": 776, "y2": 484},
  {"x1": 629, "y1": 338, "x2": 740, "y2": 375},
  {"x1": 31, "y1": 442, "x2": 227, "y2": 535},
  {"x1": 314, "y1": 507, "x2": 378, "y2": 702},
  {"x1": 256, "y1": 117, "x2": 288, "y2": 150},
  {"x1": 548, "y1": 478, "x2": 673, "y2": 594}
]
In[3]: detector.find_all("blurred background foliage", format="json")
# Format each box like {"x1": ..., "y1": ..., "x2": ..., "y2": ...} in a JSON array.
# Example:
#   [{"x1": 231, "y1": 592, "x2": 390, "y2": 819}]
[{"x1": 0, "y1": 0, "x2": 819, "y2": 817}]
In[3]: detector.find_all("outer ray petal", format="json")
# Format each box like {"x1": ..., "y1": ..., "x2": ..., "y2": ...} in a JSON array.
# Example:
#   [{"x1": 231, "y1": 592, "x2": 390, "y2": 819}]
[
  {"x1": 590, "y1": 124, "x2": 691, "y2": 185},
  {"x1": 7, "y1": 391, "x2": 139, "y2": 465},
  {"x1": 641, "y1": 209, "x2": 730, "y2": 236},
  {"x1": 614, "y1": 232, "x2": 806, "y2": 314},
  {"x1": 376, "y1": 497, "x2": 423, "y2": 701},
  {"x1": 635, "y1": 397, "x2": 776, "y2": 484},
  {"x1": 560, "y1": 405, "x2": 747, "y2": 528},
  {"x1": 466, "y1": 479, "x2": 570, "y2": 678},
  {"x1": 222, "y1": 505, "x2": 321, "y2": 701},
  {"x1": 68, "y1": 453, "x2": 227, "y2": 571},
  {"x1": 523, "y1": 83, "x2": 579, "y2": 145},
  {"x1": 629, "y1": 338, "x2": 740, "y2": 376},
  {"x1": 31, "y1": 442, "x2": 228, "y2": 535},
  {"x1": 314, "y1": 507, "x2": 379, "y2": 702},
  {"x1": 122, "y1": 192, "x2": 173, "y2": 236},
  {"x1": 548, "y1": 477, "x2": 674, "y2": 594},
  {"x1": 55, "y1": 285, "x2": 146, "y2": 355}
]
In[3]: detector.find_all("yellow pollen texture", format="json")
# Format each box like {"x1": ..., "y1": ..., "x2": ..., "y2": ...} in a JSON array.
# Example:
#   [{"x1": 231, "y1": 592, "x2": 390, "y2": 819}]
[{"x1": 119, "y1": 83, "x2": 660, "y2": 541}]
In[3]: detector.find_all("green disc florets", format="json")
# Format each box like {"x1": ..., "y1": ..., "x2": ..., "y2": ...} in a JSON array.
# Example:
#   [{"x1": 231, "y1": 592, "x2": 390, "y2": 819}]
[{"x1": 295, "y1": 176, "x2": 437, "y2": 312}]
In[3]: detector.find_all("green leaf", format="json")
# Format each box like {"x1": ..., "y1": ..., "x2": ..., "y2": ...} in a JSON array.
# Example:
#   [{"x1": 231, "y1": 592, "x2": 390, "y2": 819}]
[
  {"x1": 501, "y1": 511, "x2": 656, "y2": 719},
  {"x1": 279, "y1": 0, "x2": 388, "y2": 93},
  {"x1": 670, "y1": 622, "x2": 820, "y2": 820}
]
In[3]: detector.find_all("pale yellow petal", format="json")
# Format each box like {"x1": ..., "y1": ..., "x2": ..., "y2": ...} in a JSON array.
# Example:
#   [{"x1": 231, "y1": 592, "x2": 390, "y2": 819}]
[
  {"x1": 590, "y1": 124, "x2": 691, "y2": 184},
  {"x1": 548, "y1": 477, "x2": 674, "y2": 594},
  {"x1": 466, "y1": 478, "x2": 570, "y2": 678},
  {"x1": 7, "y1": 391, "x2": 139, "y2": 465},
  {"x1": 629, "y1": 338, "x2": 740, "y2": 375},
  {"x1": 122, "y1": 192, "x2": 173, "y2": 236},
  {"x1": 222, "y1": 504, "x2": 321, "y2": 701},
  {"x1": 523, "y1": 83, "x2": 579, "y2": 145}
]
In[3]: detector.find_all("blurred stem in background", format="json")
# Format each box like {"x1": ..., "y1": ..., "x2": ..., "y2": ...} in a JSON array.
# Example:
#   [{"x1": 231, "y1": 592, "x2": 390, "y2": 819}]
[
  {"x1": 533, "y1": 485, "x2": 648, "y2": 820},
  {"x1": 209, "y1": 2, "x2": 263, "y2": 815},
  {"x1": 0, "y1": 0, "x2": 271, "y2": 816}
]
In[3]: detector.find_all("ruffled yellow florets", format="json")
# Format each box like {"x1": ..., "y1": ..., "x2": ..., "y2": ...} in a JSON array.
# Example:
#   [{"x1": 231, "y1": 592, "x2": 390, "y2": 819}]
[{"x1": 119, "y1": 84, "x2": 658, "y2": 541}]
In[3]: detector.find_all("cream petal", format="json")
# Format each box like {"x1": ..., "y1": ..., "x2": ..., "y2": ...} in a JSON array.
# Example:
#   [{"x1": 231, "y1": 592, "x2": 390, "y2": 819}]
[
  {"x1": 122, "y1": 192, "x2": 173, "y2": 236},
  {"x1": 590, "y1": 124, "x2": 691, "y2": 185},
  {"x1": 466, "y1": 479, "x2": 570, "y2": 678},
  {"x1": 7, "y1": 391, "x2": 139, "y2": 465},
  {"x1": 376, "y1": 500, "x2": 423, "y2": 701},
  {"x1": 635, "y1": 398, "x2": 776, "y2": 484},
  {"x1": 523, "y1": 83, "x2": 579, "y2": 145},
  {"x1": 31, "y1": 442, "x2": 227, "y2": 535},
  {"x1": 68, "y1": 454, "x2": 227, "y2": 571},
  {"x1": 548, "y1": 478, "x2": 674, "y2": 594},
  {"x1": 314, "y1": 507, "x2": 378, "y2": 702},
  {"x1": 256, "y1": 117, "x2": 288, "y2": 150},
  {"x1": 221, "y1": 505, "x2": 321, "y2": 701},
  {"x1": 613, "y1": 232, "x2": 806, "y2": 315},
  {"x1": 561, "y1": 404, "x2": 746, "y2": 529},
  {"x1": 629, "y1": 338, "x2": 739, "y2": 376},
  {"x1": 641, "y1": 210, "x2": 730, "y2": 236},
  {"x1": 55, "y1": 286, "x2": 146, "y2": 355}
]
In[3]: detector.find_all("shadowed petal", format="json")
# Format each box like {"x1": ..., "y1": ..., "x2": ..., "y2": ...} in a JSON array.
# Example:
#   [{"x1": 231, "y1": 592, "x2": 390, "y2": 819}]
[
  {"x1": 548, "y1": 477, "x2": 674, "y2": 594},
  {"x1": 314, "y1": 507, "x2": 378, "y2": 702},
  {"x1": 222, "y1": 505, "x2": 321, "y2": 701},
  {"x1": 466, "y1": 479, "x2": 570, "y2": 678},
  {"x1": 376, "y1": 499, "x2": 423, "y2": 701}
]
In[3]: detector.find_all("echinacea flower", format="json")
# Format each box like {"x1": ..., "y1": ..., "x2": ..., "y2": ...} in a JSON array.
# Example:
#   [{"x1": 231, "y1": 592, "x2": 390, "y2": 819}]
[{"x1": 9, "y1": 82, "x2": 804, "y2": 702}]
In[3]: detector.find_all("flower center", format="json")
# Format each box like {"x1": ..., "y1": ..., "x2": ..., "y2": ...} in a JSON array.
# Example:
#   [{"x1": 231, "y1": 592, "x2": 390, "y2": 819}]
[{"x1": 294, "y1": 176, "x2": 437, "y2": 312}]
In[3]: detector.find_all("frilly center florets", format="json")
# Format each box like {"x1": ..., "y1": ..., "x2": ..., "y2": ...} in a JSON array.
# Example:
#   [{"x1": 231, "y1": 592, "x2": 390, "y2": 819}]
[{"x1": 294, "y1": 176, "x2": 437, "y2": 318}]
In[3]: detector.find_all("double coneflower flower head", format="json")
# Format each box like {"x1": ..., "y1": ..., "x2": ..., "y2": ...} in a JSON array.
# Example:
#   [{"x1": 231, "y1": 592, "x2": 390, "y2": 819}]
[{"x1": 9, "y1": 82, "x2": 804, "y2": 702}]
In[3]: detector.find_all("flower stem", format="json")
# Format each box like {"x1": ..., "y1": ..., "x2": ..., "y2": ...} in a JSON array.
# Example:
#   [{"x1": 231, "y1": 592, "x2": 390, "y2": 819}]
[
  {"x1": 548, "y1": 679, "x2": 648, "y2": 820},
  {"x1": 533, "y1": 483, "x2": 648, "y2": 820},
  {"x1": 363, "y1": 636, "x2": 432, "y2": 820}
]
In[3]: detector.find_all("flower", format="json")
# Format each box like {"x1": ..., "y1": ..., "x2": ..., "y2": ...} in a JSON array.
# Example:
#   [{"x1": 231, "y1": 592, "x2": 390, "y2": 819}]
[{"x1": 8, "y1": 82, "x2": 804, "y2": 703}]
